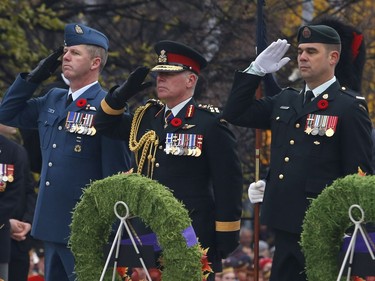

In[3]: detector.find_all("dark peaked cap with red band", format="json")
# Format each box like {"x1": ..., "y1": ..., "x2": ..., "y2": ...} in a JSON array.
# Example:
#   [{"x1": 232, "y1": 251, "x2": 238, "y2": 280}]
[{"x1": 150, "y1": 40, "x2": 207, "y2": 74}]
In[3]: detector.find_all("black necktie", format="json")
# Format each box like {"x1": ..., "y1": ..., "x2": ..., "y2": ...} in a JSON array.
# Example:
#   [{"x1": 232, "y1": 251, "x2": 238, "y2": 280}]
[
  {"x1": 66, "y1": 94, "x2": 73, "y2": 107},
  {"x1": 164, "y1": 110, "x2": 174, "y2": 128},
  {"x1": 304, "y1": 90, "x2": 314, "y2": 106}
]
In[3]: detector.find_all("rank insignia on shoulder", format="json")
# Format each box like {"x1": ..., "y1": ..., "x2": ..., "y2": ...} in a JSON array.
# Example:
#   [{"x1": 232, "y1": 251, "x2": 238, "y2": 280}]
[
  {"x1": 198, "y1": 104, "x2": 220, "y2": 113},
  {"x1": 147, "y1": 99, "x2": 164, "y2": 107}
]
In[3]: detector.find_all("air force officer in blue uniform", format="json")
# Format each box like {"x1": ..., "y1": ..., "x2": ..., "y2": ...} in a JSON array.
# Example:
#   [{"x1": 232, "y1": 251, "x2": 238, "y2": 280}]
[{"x1": 0, "y1": 24, "x2": 131, "y2": 281}]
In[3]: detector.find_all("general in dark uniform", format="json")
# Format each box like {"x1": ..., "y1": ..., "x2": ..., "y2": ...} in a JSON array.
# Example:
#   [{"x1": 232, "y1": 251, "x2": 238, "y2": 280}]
[
  {"x1": 0, "y1": 24, "x2": 131, "y2": 281},
  {"x1": 223, "y1": 25, "x2": 373, "y2": 281},
  {"x1": 96, "y1": 41, "x2": 243, "y2": 278}
]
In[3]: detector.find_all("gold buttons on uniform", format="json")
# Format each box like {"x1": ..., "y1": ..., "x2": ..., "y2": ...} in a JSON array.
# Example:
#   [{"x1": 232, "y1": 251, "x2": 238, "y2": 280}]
[
  {"x1": 295, "y1": 123, "x2": 300, "y2": 128},
  {"x1": 276, "y1": 116, "x2": 280, "y2": 120},
  {"x1": 155, "y1": 163, "x2": 160, "y2": 168},
  {"x1": 289, "y1": 140, "x2": 295, "y2": 145},
  {"x1": 279, "y1": 174, "x2": 284, "y2": 179},
  {"x1": 284, "y1": 157, "x2": 290, "y2": 162}
]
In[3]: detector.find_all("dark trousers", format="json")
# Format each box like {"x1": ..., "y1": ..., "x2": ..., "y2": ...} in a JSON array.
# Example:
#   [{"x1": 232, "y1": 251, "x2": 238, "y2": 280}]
[
  {"x1": 270, "y1": 229, "x2": 307, "y2": 281},
  {"x1": 9, "y1": 240, "x2": 30, "y2": 281}
]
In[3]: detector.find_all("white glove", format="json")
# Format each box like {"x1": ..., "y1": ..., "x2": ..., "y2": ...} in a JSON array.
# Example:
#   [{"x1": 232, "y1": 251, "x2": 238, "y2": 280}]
[
  {"x1": 248, "y1": 180, "x2": 266, "y2": 204},
  {"x1": 253, "y1": 39, "x2": 291, "y2": 74}
]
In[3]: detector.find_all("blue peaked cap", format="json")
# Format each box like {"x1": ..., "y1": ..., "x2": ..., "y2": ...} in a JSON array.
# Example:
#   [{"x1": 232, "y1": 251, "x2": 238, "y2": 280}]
[{"x1": 64, "y1": 23, "x2": 109, "y2": 51}]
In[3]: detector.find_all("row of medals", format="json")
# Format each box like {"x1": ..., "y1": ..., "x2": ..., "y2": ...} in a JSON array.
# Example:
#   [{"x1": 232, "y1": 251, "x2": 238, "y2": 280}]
[
  {"x1": 0, "y1": 164, "x2": 14, "y2": 192},
  {"x1": 65, "y1": 111, "x2": 96, "y2": 136},
  {"x1": 164, "y1": 133, "x2": 203, "y2": 157},
  {"x1": 304, "y1": 114, "x2": 337, "y2": 137}
]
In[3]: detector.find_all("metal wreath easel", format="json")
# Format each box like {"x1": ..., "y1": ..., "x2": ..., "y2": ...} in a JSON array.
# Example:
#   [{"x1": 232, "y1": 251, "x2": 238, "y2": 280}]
[
  {"x1": 99, "y1": 201, "x2": 152, "y2": 281},
  {"x1": 336, "y1": 204, "x2": 375, "y2": 281}
]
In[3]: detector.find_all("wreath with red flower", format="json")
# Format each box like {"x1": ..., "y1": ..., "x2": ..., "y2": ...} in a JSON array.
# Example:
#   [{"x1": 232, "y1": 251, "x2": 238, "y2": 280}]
[
  {"x1": 317, "y1": 99, "x2": 329, "y2": 110},
  {"x1": 170, "y1": 117, "x2": 182, "y2": 127},
  {"x1": 76, "y1": 98, "x2": 87, "y2": 108}
]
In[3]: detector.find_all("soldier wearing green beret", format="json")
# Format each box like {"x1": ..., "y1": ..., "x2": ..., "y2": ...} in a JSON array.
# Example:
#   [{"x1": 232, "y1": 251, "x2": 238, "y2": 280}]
[{"x1": 223, "y1": 24, "x2": 373, "y2": 281}]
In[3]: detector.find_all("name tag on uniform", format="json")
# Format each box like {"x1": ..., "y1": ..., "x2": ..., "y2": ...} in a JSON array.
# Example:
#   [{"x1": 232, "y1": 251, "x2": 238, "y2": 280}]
[{"x1": 280, "y1": 106, "x2": 289, "y2": 110}]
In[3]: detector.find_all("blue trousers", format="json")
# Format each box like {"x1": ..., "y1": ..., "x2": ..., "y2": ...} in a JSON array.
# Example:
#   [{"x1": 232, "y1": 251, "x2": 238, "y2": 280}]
[{"x1": 43, "y1": 241, "x2": 76, "y2": 281}]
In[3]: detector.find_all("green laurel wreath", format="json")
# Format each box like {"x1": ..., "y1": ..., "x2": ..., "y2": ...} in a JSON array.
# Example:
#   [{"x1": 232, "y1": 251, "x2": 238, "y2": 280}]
[
  {"x1": 301, "y1": 174, "x2": 375, "y2": 280},
  {"x1": 69, "y1": 173, "x2": 202, "y2": 281}
]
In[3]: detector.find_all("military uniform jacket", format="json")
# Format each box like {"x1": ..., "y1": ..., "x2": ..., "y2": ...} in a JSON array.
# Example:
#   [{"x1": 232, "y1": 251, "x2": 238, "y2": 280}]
[
  {"x1": 0, "y1": 74, "x2": 131, "y2": 244},
  {"x1": 223, "y1": 71, "x2": 373, "y2": 234},
  {"x1": 96, "y1": 98, "x2": 243, "y2": 271},
  {"x1": 0, "y1": 135, "x2": 28, "y2": 262}
]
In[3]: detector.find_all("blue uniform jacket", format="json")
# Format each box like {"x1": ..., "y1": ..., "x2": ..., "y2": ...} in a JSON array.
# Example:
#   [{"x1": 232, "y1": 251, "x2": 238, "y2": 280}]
[{"x1": 0, "y1": 74, "x2": 131, "y2": 244}]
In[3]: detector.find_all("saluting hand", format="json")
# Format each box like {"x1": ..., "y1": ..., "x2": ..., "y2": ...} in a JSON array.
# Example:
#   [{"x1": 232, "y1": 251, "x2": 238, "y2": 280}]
[
  {"x1": 27, "y1": 46, "x2": 64, "y2": 83},
  {"x1": 105, "y1": 66, "x2": 153, "y2": 110},
  {"x1": 253, "y1": 39, "x2": 290, "y2": 74}
]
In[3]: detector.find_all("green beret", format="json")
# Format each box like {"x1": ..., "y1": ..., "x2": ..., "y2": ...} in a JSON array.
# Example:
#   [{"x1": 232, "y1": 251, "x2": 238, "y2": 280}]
[{"x1": 298, "y1": 25, "x2": 341, "y2": 45}]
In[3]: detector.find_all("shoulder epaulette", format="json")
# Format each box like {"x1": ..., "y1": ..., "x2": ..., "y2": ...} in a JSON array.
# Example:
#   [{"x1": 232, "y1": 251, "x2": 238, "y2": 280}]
[
  {"x1": 339, "y1": 86, "x2": 365, "y2": 100},
  {"x1": 197, "y1": 103, "x2": 221, "y2": 114},
  {"x1": 145, "y1": 99, "x2": 164, "y2": 108},
  {"x1": 281, "y1": 87, "x2": 299, "y2": 95},
  {"x1": 284, "y1": 86, "x2": 299, "y2": 92}
]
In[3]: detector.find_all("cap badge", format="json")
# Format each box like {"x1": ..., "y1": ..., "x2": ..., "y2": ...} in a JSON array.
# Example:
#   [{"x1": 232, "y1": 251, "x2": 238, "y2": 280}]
[
  {"x1": 74, "y1": 25, "x2": 84, "y2": 34},
  {"x1": 158, "y1": 50, "x2": 167, "y2": 63},
  {"x1": 302, "y1": 27, "x2": 311, "y2": 39}
]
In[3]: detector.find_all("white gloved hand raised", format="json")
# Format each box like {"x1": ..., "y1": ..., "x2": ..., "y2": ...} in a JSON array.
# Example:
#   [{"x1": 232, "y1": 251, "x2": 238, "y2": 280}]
[
  {"x1": 253, "y1": 39, "x2": 291, "y2": 74},
  {"x1": 248, "y1": 180, "x2": 266, "y2": 204}
]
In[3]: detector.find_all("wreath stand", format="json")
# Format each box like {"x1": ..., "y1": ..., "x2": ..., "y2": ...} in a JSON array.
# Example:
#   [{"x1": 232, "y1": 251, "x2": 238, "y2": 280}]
[
  {"x1": 100, "y1": 201, "x2": 152, "y2": 281},
  {"x1": 337, "y1": 204, "x2": 375, "y2": 281}
]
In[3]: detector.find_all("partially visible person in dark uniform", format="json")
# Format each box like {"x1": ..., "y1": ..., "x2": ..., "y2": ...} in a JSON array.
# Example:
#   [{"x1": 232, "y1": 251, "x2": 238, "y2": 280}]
[
  {"x1": 95, "y1": 40, "x2": 243, "y2": 279},
  {"x1": 0, "y1": 23, "x2": 131, "y2": 281},
  {"x1": 0, "y1": 125, "x2": 30, "y2": 281},
  {"x1": 223, "y1": 25, "x2": 373, "y2": 281},
  {"x1": 0, "y1": 123, "x2": 38, "y2": 281}
]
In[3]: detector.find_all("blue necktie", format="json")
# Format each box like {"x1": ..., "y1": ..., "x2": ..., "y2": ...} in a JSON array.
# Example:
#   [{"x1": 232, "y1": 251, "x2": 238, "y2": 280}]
[{"x1": 164, "y1": 110, "x2": 174, "y2": 128}]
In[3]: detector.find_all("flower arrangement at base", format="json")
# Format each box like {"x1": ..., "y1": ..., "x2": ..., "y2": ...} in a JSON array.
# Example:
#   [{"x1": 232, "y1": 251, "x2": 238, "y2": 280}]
[
  {"x1": 69, "y1": 173, "x2": 209, "y2": 281},
  {"x1": 301, "y1": 174, "x2": 375, "y2": 281}
]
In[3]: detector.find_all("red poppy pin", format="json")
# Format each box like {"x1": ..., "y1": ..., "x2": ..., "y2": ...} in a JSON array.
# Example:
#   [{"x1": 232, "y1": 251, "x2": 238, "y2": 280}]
[
  {"x1": 170, "y1": 117, "x2": 182, "y2": 127},
  {"x1": 76, "y1": 98, "x2": 87, "y2": 108},
  {"x1": 317, "y1": 100, "x2": 328, "y2": 110}
]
